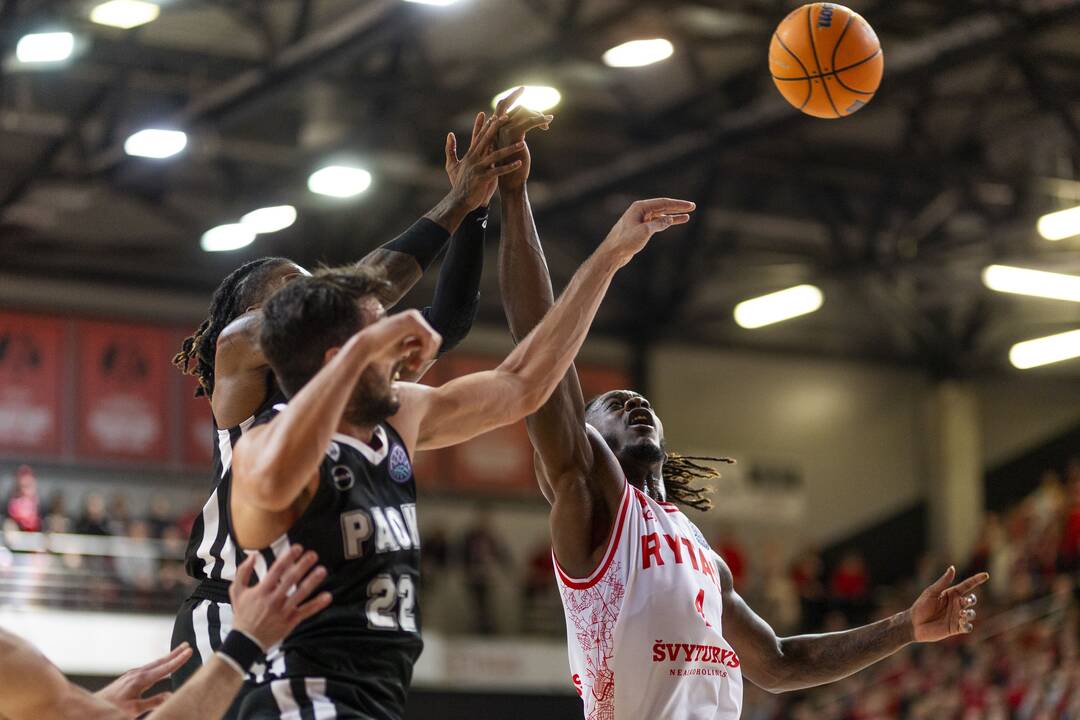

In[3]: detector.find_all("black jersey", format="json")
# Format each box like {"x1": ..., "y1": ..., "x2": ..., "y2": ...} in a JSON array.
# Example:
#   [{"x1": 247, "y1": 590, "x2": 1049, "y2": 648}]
[
  {"x1": 240, "y1": 403, "x2": 423, "y2": 719},
  {"x1": 184, "y1": 388, "x2": 287, "y2": 583}
]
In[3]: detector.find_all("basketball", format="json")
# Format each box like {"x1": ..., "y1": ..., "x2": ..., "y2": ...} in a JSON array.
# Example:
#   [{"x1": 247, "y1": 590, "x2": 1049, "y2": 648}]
[{"x1": 769, "y1": 3, "x2": 884, "y2": 119}]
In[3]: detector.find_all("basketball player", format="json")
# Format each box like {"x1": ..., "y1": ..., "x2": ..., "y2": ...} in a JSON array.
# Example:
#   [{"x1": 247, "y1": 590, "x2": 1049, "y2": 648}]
[
  {"x1": 222, "y1": 191, "x2": 694, "y2": 718},
  {"x1": 0, "y1": 546, "x2": 329, "y2": 720},
  {"x1": 497, "y1": 120, "x2": 990, "y2": 718},
  {"x1": 168, "y1": 96, "x2": 546, "y2": 700}
]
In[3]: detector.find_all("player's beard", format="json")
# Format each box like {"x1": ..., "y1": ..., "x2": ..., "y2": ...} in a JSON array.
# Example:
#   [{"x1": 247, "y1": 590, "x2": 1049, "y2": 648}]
[
  {"x1": 344, "y1": 365, "x2": 400, "y2": 427},
  {"x1": 624, "y1": 437, "x2": 664, "y2": 464}
]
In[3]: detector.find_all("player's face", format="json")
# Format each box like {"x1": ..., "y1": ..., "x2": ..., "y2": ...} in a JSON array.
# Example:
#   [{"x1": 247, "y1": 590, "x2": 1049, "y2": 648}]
[
  {"x1": 589, "y1": 390, "x2": 665, "y2": 462},
  {"x1": 343, "y1": 298, "x2": 402, "y2": 426}
]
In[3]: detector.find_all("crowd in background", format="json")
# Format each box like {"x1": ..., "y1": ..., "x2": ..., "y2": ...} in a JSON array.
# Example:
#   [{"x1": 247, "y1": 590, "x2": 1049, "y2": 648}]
[
  {"x1": 5, "y1": 457, "x2": 1080, "y2": 716},
  {"x1": 745, "y1": 456, "x2": 1080, "y2": 720}
]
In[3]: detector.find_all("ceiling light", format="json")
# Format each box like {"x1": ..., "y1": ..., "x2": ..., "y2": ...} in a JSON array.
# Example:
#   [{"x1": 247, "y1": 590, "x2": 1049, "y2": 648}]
[
  {"x1": 1009, "y1": 329, "x2": 1080, "y2": 369},
  {"x1": 123, "y1": 128, "x2": 187, "y2": 158},
  {"x1": 240, "y1": 205, "x2": 297, "y2": 234},
  {"x1": 402, "y1": 0, "x2": 459, "y2": 5},
  {"x1": 603, "y1": 38, "x2": 675, "y2": 68},
  {"x1": 983, "y1": 264, "x2": 1080, "y2": 303},
  {"x1": 492, "y1": 86, "x2": 561, "y2": 112},
  {"x1": 90, "y1": 1, "x2": 160, "y2": 29},
  {"x1": 734, "y1": 284, "x2": 824, "y2": 329},
  {"x1": 1038, "y1": 205, "x2": 1080, "y2": 241},
  {"x1": 308, "y1": 165, "x2": 372, "y2": 198},
  {"x1": 201, "y1": 224, "x2": 256, "y2": 253},
  {"x1": 16, "y1": 32, "x2": 75, "y2": 64}
]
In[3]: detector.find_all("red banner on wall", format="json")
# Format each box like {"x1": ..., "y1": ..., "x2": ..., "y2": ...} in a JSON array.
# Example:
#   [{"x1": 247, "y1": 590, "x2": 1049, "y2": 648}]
[
  {"x1": 0, "y1": 312, "x2": 65, "y2": 456},
  {"x1": 181, "y1": 377, "x2": 215, "y2": 468},
  {"x1": 76, "y1": 321, "x2": 172, "y2": 462}
]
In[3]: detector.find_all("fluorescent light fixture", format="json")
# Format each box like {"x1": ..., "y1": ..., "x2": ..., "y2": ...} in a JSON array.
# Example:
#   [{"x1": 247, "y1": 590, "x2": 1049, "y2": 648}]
[
  {"x1": 240, "y1": 205, "x2": 297, "y2": 234},
  {"x1": 1009, "y1": 329, "x2": 1080, "y2": 369},
  {"x1": 123, "y1": 128, "x2": 187, "y2": 159},
  {"x1": 308, "y1": 165, "x2": 372, "y2": 198},
  {"x1": 492, "y1": 86, "x2": 561, "y2": 112},
  {"x1": 603, "y1": 38, "x2": 674, "y2": 68},
  {"x1": 90, "y1": 1, "x2": 160, "y2": 29},
  {"x1": 402, "y1": 0, "x2": 458, "y2": 5},
  {"x1": 201, "y1": 224, "x2": 256, "y2": 253},
  {"x1": 16, "y1": 32, "x2": 75, "y2": 64},
  {"x1": 983, "y1": 264, "x2": 1080, "y2": 303},
  {"x1": 734, "y1": 284, "x2": 824, "y2": 329},
  {"x1": 1038, "y1": 205, "x2": 1080, "y2": 241}
]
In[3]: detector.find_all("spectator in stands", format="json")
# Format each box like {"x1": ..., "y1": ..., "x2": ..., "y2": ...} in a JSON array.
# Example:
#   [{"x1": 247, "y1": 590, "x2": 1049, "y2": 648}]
[
  {"x1": 115, "y1": 520, "x2": 158, "y2": 604},
  {"x1": 4, "y1": 465, "x2": 40, "y2": 532},
  {"x1": 790, "y1": 548, "x2": 826, "y2": 630},
  {"x1": 75, "y1": 492, "x2": 111, "y2": 536},
  {"x1": 42, "y1": 489, "x2": 70, "y2": 533},
  {"x1": 147, "y1": 494, "x2": 175, "y2": 538},
  {"x1": 521, "y1": 539, "x2": 558, "y2": 635},
  {"x1": 829, "y1": 549, "x2": 871, "y2": 623},
  {"x1": 461, "y1": 507, "x2": 512, "y2": 635},
  {"x1": 715, "y1": 529, "x2": 748, "y2": 590},
  {"x1": 755, "y1": 542, "x2": 800, "y2": 634},
  {"x1": 108, "y1": 493, "x2": 132, "y2": 536}
]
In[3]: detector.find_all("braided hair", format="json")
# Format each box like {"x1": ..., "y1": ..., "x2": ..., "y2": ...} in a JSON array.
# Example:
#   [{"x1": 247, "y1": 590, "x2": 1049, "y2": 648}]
[
  {"x1": 174, "y1": 257, "x2": 293, "y2": 397},
  {"x1": 585, "y1": 394, "x2": 734, "y2": 512}
]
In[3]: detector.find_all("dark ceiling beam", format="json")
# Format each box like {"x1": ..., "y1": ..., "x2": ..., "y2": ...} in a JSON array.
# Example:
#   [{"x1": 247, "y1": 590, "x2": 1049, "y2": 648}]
[
  {"x1": 0, "y1": 82, "x2": 113, "y2": 215},
  {"x1": 531, "y1": 0, "x2": 1080, "y2": 215},
  {"x1": 85, "y1": 0, "x2": 411, "y2": 176},
  {"x1": 1013, "y1": 52, "x2": 1080, "y2": 151}
]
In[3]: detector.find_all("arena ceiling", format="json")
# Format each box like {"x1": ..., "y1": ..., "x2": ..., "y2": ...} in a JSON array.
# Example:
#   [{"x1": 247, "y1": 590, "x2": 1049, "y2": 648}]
[{"x1": 1, "y1": 0, "x2": 1079, "y2": 378}]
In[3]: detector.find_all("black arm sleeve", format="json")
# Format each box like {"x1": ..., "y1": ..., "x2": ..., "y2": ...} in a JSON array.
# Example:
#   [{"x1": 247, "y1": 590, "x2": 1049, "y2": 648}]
[
  {"x1": 383, "y1": 218, "x2": 450, "y2": 272},
  {"x1": 421, "y1": 206, "x2": 486, "y2": 355}
]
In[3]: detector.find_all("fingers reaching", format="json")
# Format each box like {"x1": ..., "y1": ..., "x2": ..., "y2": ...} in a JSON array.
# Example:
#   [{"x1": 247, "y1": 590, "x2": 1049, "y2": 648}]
[
  {"x1": 445, "y1": 132, "x2": 458, "y2": 167},
  {"x1": 495, "y1": 87, "x2": 524, "y2": 116},
  {"x1": 286, "y1": 564, "x2": 329, "y2": 610},
  {"x1": 264, "y1": 544, "x2": 304, "y2": 587},
  {"x1": 946, "y1": 572, "x2": 990, "y2": 598},
  {"x1": 293, "y1": 592, "x2": 333, "y2": 625},
  {"x1": 133, "y1": 692, "x2": 171, "y2": 714},
  {"x1": 930, "y1": 565, "x2": 957, "y2": 597},
  {"x1": 276, "y1": 550, "x2": 320, "y2": 595},
  {"x1": 470, "y1": 112, "x2": 485, "y2": 146},
  {"x1": 480, "y1": 142, "x2": 525, "y2": 167}
]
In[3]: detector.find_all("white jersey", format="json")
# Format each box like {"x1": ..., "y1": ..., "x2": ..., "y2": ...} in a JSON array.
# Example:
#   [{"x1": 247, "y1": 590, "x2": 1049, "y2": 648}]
[{"x1": 555, "y1": 483, "x2": 743, "y2": 720}]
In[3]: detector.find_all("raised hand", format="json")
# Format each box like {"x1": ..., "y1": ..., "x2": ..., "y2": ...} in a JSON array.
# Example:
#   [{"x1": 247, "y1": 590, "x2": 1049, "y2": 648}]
[
  {"x1": 599, "y1": 198, "x2": 697, "y2": 267},
  {"x1": 909, "y1": 566, "x2": 989, "y2": 642},
  {"x1": 497, "y1": 91, "x2": 553, "y2": 192},
  {"x1": 230, "y1": 546, "x2": 333, "y2": 650},
  {"x1": 94, "y1": 643, "x2": 193, "y2": 718},
  {"x1": 445, "y1": 100, "x2": 523, "y2": 211}
]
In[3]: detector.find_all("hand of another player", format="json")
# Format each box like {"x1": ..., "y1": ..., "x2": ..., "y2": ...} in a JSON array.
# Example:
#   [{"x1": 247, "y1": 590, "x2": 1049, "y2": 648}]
[
  {"x1": 600, "y1": 198, "x2": 697, "y2": 267},
  {"x1": 94, "y1": 643, "x2": 192, "y2": 717},
  {"x1": 497, "y1": 92, "x2": 554, "y2": 192},
  {"x1": 908, "y1": 566, "x2": 989, "y2": 643},
  {"x1": 360, "y1": 309, "x2": 441, "y2": 376},
  {"x1": 445, "y1": 96, "x2": 522, "y2": 211},
  {"x1": 230, "y1": 546, "x2": 333, "y2": 650}
]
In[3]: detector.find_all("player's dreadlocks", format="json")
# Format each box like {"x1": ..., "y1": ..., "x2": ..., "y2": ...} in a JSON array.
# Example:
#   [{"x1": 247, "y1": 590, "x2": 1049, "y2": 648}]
[
  {"x1": 173, "y1": 257, "x2": 292, "y2": 398},
  {"x1": 585, "y1": 395, "x2": 734, "y2": 512}
]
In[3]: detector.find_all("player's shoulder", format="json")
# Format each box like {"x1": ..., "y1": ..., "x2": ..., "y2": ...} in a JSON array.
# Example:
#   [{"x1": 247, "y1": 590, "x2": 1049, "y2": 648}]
[{"x1": 248, "y1": 401, "x2": 286, "y2": 430}]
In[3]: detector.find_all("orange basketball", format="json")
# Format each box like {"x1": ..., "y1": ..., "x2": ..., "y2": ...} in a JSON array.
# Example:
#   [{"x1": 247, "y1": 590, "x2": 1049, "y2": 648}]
[{"x1": 768, "y1": 3, "x2": 884, "y2": 119}]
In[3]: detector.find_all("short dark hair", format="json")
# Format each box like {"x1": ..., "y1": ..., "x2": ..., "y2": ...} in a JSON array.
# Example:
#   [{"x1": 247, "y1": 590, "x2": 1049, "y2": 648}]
[{"x1": 260, "y1": 264, "x2": 392, "y2": 397}]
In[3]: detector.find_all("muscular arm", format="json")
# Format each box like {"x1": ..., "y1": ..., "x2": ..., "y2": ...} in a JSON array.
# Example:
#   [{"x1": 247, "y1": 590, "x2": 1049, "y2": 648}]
[
  {"x1": 231, "y1": 312, "x2": 438, "y2": 519},
  {"x1": 398, "y1": 241, "x2": 624, "y2": 453},
  {"x1": 0, "y1": 630, "x2": 118, "y2": 720},
  {"x1": 719, "y1": 558, "x2": 987, "y2": 693},
  {"x1": 499, "y1": 187, "x2": 596, "y2": 503}
]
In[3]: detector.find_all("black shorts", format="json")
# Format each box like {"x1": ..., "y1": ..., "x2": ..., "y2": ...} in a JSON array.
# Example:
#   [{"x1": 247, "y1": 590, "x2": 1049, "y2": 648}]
[
  {"x1": 171, "y1": 594, "x2": 256, "y2": 720},
  {"x1": 236, "y1": 677, "x2": 378, "y2": 719}
]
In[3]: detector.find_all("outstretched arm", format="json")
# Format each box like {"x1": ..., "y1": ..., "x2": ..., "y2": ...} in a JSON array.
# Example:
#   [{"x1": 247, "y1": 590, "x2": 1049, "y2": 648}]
[
  {"x1": 498, "y1": 111, "x2": 604, "y2": 504},
  {"x1": 722, "y1": 561, "x2": 988, "y2": 693},
  {"x1": 394, "y1": 198, "x2": 695, "y2": 454},
  {"x1": 231, "y1": 311, "x2": 440, "y2": 515}
]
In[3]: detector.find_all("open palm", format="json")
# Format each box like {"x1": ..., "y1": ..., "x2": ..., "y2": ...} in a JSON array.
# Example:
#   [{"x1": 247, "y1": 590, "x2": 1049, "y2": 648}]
[{"x1": 910, "y1": 566, "x2": 989, "y2": 642}]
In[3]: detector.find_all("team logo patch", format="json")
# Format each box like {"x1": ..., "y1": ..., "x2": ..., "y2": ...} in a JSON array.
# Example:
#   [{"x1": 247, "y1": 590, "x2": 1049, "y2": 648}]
[
  {"x1": 331, "y1": 464, "x2": 355, "y2": 491},
  {"x1": 389, "y1": 444, "x2": 412, "y2": 483}
]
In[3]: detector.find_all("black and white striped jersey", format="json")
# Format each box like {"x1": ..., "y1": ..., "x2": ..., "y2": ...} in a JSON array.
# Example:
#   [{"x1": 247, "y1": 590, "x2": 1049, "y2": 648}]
[
  {"x1": 183, "y1": 390, "x2": 286, "y2": 583},
  {"x1": 241, "y1": 402, "x2": 423, "y2": 718}
]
